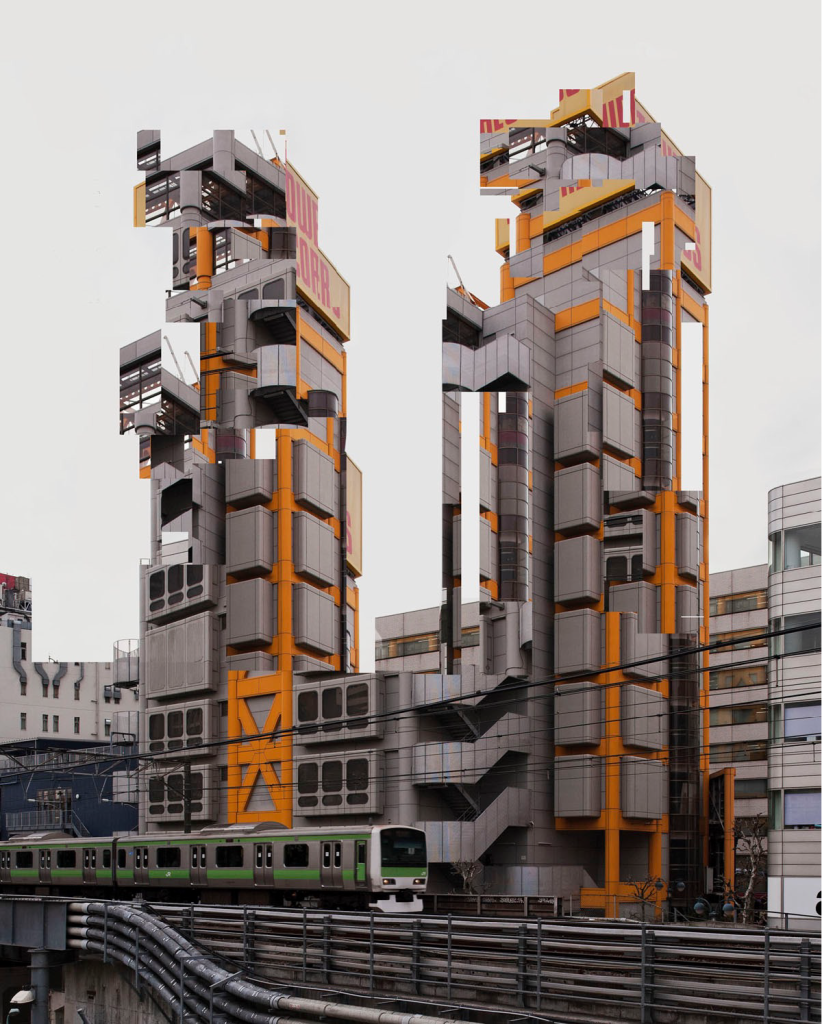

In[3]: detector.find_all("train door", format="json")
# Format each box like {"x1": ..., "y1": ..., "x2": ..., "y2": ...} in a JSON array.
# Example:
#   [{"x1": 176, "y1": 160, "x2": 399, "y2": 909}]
[
  {"x1": 82, "y1": 847, "x2": 97, "y2": 885},
  {"x1": 39, "y1": 848, "x2": 52, "y2": 885},
  {"x1": 253, "y1": 844, "x2": 272, "y2": 888},
  {"x1": 190, "y1": 844, "x2": 208, "y2": 887},
  {"x1": 354, "y1": 841, "x2": 367, "y2": 889},
  {"x1": 133, "y1": 845, "x2": 150, "y2": 886},
  {"x1": 320, "y1": 841, "x2": 342, "y2": 887}
]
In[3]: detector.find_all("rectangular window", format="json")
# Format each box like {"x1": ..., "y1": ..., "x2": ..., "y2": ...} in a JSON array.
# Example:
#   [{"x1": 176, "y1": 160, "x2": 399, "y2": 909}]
[
  {"x1": 20, "y1": 713, "x2": 26, "y2": 731},
  {"x1": 714, "y1": 628, "x2": 767, "y2": 652},
  {"x1": 118, "y1": 849, "x2": 127, "y2": 869},
  {"x1": 16, "y1": 851, "x2": 33, "y2": 868},
  {"x1": 783, "y1": 524, "x2": 822, "y2": 570},
  {"x1": 783, "y1": 612, "x2": 822, "y2": 656},
  {"x1": 784, "y1": 790, "x2": 822, "y2": 828},
  {"x1": 20, "y1": 641, "x2": 27, "y2": 662},
  {"x1": 734, "y1": 778, "x2": 768, "y2": 800},
  {"x1": 709, "y1": 740, "x2": 767, "y2": 764},
  {"x1": 156, "y1": 848, "x2": 181, "y2": 868},
  {"x1": 707, "y1": 702, "x2": 768, "y2": 727},
  {"x1": 42, "y1": 681, "x2": 49, "y2": 697},
  {"x1": 53, "y1": 716, "x2": 59, "y2": 733},
  {"x1": 215, "y1": 846, "x2": 243, "y2": 868},
  {"x1": 42, "y1": 714, "x2": 48, "y2": 732},
  {"x1": 709, "y1": 591, "x2": 767, "y2": 617},
  {"x1": 56, "y1": 850, "x2": 77, "y2": 868},
  {"x1": 20, "y1": 681, "x2": 26, "y2": 696},
  {"x1": 784, "y1": 702, "x2": 822, "y2": 741},
  {"x1": 283, "y1": 844, "x2": 309, "y2": 868},
  {"x1": 769, "y1": 532, "x2": 782, "y2": 573},
  {"x1": 709, "y1": 664, "x2": 768, "y2": 691},
  {"x1": 74, "y1": 682, "x2": 80, "y2": 701},
  {"x1": 103, "y1": 850, "x2": 111, "y2": 868},
  {"x1": 104, "y1": 720, "x2": 111, "y2": 737},
  {"x1": 74, "y1": 717, "x2": 80, "y2": 734}
]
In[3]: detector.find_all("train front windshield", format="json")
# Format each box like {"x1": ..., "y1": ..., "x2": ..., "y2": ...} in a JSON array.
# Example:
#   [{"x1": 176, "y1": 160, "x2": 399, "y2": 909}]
[{"x1": 380, "y1": 828, "x2": 426, "y2": 868}]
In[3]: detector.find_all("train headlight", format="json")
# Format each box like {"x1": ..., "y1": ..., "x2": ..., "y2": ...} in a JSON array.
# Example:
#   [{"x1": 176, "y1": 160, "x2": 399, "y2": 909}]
[
  {"x1": 413, "y1": 878, "x2": 425, "y2": 885},
  {"x1": 382, "y1": 878, "x2": 395, "y2": 885}
]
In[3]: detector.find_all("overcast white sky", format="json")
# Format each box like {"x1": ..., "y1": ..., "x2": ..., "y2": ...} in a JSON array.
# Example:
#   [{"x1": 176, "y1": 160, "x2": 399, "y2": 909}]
[{"x1": 1, "y1": 1, "x2": 819, "y2": 667}]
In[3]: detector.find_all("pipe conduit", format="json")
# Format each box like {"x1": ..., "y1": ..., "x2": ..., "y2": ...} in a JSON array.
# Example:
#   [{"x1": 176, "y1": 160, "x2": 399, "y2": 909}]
[{"x1": 68, "y1": 903, "x2": 460, "y2": 1024}]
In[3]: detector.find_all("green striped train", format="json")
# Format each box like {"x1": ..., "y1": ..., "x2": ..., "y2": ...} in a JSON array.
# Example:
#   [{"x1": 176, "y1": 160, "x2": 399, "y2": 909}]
[{"x1": 0, "y1": 823, "x2": 428, "y2": 912}]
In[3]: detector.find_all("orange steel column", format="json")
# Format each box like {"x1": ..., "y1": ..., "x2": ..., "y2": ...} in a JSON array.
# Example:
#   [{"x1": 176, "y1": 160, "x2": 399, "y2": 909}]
[
  {"x1": 700, "y1": 306, "x2": 711, "y2": 864},
  {"x1": 515, "y1": 211, "x2": 531, "y2": 254},
  {"x1": 603, "y1": 611, "x2": 622, "y2": 917}
]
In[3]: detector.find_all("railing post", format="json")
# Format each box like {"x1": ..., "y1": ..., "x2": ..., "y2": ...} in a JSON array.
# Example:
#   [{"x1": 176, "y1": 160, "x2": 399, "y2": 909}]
[
  {"x1": 301, "y1": 908, "x2": 307, "y2": 984},
  {"x1": 322, "y1": 915, "x2": 332, "y2": 984},
  {"x1": 369, "y1": 910, "x2": 375, "y2": 994},
  {"x1": 763, "y1": 928, "x2": 770, "y2": 1024},
  {"x1": 446, "y1": 914, "x2": 452, "y2": 1000},
  {"x1": 640, "y1": 925, "x2": 655, "y2": 1024},
  {"x1": 536, "y1": 917, "x2": 542, "y2": 1012},
  {"x1": 411, "y1": 918, "x2": 421, "y2": 994},
  {"x1": 799, "y1": 937, "x2": 811, "y2": 1022},
  {"x1": 516, "y1": 923, "x2": 527, "y2": 1007}
]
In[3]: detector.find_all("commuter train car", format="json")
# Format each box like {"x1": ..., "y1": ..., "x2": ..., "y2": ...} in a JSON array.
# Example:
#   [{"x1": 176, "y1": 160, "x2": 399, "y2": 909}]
[{"x1": 0, "y1": 823, "x2": 427, "y2": 912}]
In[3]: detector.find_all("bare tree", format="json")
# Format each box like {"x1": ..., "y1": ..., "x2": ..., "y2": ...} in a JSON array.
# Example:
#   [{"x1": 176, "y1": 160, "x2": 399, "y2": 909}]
[
  {"x1": 451, "y1": 859, "x2": 484, "y2": 894},
  {"x1": 627, "y1": 876, "x2": 665, "y2": 920},
  {"x1": 734, "y1": 814, "x2": 768, "y2": 925}
]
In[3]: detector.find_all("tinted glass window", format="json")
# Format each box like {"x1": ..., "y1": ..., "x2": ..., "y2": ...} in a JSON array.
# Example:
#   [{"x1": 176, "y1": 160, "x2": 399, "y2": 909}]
[
  {"x1": 322, "y1": 760, "x2": 343, "y2": 792},
  {"x1": 215, "y1": 846, "x2": 244, "y2": 868},
  {"x1": 186, "y1": 707, "x2": 203, "y2": 737},
  {"x1": 148, "y1": 714, "x2": 165, "y2": 740},
  {"x1": 149, "y1": 571, "x2": 165, "y2": 600},
  {"x1": 297, "y1": 762, "x2": 318, "y2": 793},
  {"x1": 157, "y1": 848, "x2": 181, "y2": 868},
  {"x1": 56, "y1": 850, "x2": 77, "y2": 868},
  {"x1": 347, "y1": 758, "x2": 368, "y2": 791},
  {"x1": 284, "y1": 844, "x2": 309, "y2": 868},
  {"x1": 168, "y1": 564, "x2": 184, "y2": 593},
  {"x1": 380, "y1": 829, "x2": 426, "y2": 868},
  {"x1": 346, "y1": 683, "x2": 368, "y2": 718},
  {"x1": 118, "y1": 849, "x2": 126, "y2": 868},
  {"x1": 784, "y1": 702, "x2": 822, "y2": 740},
  {"x1": 322, "y1": 687, "x2": 342, "y2": 720},
  {"x1": 16, "y1": 851, "x2": 33, "y2": 868},
  {"x1": 298, "y1": 691, "x2": 318, "y2": 722}
]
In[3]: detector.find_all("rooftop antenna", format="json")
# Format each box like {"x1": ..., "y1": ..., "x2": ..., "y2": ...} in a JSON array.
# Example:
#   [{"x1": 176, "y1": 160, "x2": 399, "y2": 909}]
[
  {"x1": 249, "y1": 130, "x2": 264, "y2": 158},
  {"x1": 184, "y1": 350, "x2": 200, "y2": 384},
  {"x1": 447, "y1": 255, "x2": 480, "y2": 307},
  {"x1": 162, "y1": 335, "x2": 186, "y2": 383},
  {"x1": 265, "y1": 130, "x2": 280, "y2": 162}
]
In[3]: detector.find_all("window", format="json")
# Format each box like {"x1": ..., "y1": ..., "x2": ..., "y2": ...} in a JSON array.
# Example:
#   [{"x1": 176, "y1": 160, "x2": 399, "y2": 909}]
[
  {"x1": 322, "y1": 760, "x2": 343, "y2": 806},
  {"x1": 298, "y1": 691, "x2": 318, "y2": 722},
  {"x1": 347, "y1": 759, "x2": 369, "y2": 804},
  {"x1": 20, "y1": 713, "x2": 26, "y2": 731},
  {"x1": 16, "y1": 851, "x2": 33, "y2": 868},
  {"x1": 709, "y1": 664, "x2": 766, "y2": 691},
  {"x1": 42, "y1": 680, "x2": 49, "y2": 697},
  {"x1": 322, "y1": 687, "x2": 342, "y2": 720},
  {"x1": 20, "y1": 681, "x2": 26, "y2": 696},
  {"x1": 714, "y1": 628, "x2": 767, "y2": 652},
  {"x1": 104, "y1": 720, "x2": 111, "y2": 737},
  {"x1": 784, "y1": 790, "x2": 821, "y2": 829},
  {"x1": 53, "y1": 682, "x2": 60, "y2": 698},
  {"x1": 103, "y1": 850, "x2": 111, "y2": 868},
  {"x1": 284, "y1": 844, "x2": 309, "y2": 868},
  {"x1": 297, "y1": 763, "x2": 318, "y2": 807},
  {"x1": 734, "y1": 778, "x2": 767, "y2": 800},
  {"x1": 53, "y1": 716, "x2": 59, "y2": 733},
  {"x1": 769, "y1": 532, "x2": 782, "y2": 573},
  {"x1": 709, "y1": 591, "x2": 767, "y2": 616},
  {"x1": 784, "y1": 613, "x2": 821, "y2": 656},
  {"x1": 710, "y1": 703, "x2": 767, "y2": 727},
  {"x1": 186, "y1": 707, "x2": 203, "y2": 744},
  {"x1": 74, "y1": 681, "x2": 80, "y2": 700},
  {"x1": 346, "y1": 683, "x2": 369, "y2": 721},
  {"x1": 157, "y1": 848, "x2": 181, "y2": 868},
  {"x1": 783, "y1": 524, "x2": 821, "y2": 570},
  {"x1": 167, "y1": 710, "x2": 184, "y2": 749},
  {"x1": 73, "y1": 717, "x2": 80, "y2": 735},
  {"x1": 56, "y1": 850, "x2": 77, "y2": 868},
  {"x1": 42, "y1": 714, "x2": 48, "y2": 732},
  {"x1": 215, "y1": 846, "x2": 243, "y2": 868},
  {"x1": 117, "y1": 849, "x2": 126, "y2": 868},
  {"x1": 20, "y1": 641, "x2": 27, "y2": 662},
  {"x1": 784, "y1": 702, "x2": 822, "y2": 741},
  {"x1": 709, "y1": 741, "x2": 767, "y2": 764}
]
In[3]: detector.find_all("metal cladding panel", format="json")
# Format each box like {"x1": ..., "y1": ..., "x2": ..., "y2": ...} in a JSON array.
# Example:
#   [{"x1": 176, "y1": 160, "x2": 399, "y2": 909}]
[
  {"x1": 620, "y1": 756, "x2": 666, "y2": 820},
  {"x1": 479, "y1": 446, "x2": 495, "y2": 512},
  {"x1": 676, "y1": 512, "x2": 699, "y2": 579},
  {"x1": 602, "y1": 453, "x2": 639, "y2": 493},
  {"x1": 293, "y1": 750, "x2": 384, "y2": 817},
  {"x1": 554, "y1": 390, "x2": 600, "y2": 463},
  {"x1": 479, "y1": 516, "x2": 495, "y2": 581},
  {"x1": 145, "y1": 699, "x2": 217, "y2": 756},
  {"x1": 603, "y1": 383, "x2": 638, "y2": 459},
  {"x1": 609, "y1": 581, "x2": 658, "y2": 633},
  {"x1": 0, "y1": 899, "x2": 67, "y2": 951},
  {"x1": 620, "y1": 613, "x2": 669, "y2": 680},
  {"x1": 293, "y1": 510, "x2": 337, "y2": 586},
  {"x1": 226, "y1": 578, "x2": 275, "y2": 647},
  {"x1": 225, "y1": 458, "x2": 275, "y2": 507},
  {"x1": 145, "y1": 564, "x2": 218, "y2": 625},
  {"x1": 620, "y1": 684, "x2": 668, "y2": 750},
  {"x1": 292, "y1": 439, "x2": 336, "y2": 516},
  {"x1": 293, "y1": 674, "x2": 384, "y2": 745},
  {"x1": 452, "y1": 516, "x2": 462, "y2": 576},
  {"x1": 675, "y1": 585, "x2": 699, "y2": 633},
  {"x1": 144, "y1": 611, "x2": 216, "y2": 698},
  {"x1": 226, "y1": 506, "x2": 275, "y2": 577},
  {"x1": 554, "y1": 681, "x2": 602, "y2": 746},
  {"x1": 554, "y1": 463, "x2": 601, "y2": 533},
  {"x1": 602, "y1": 313, "x2": 636, "y2": 389},
  {"x1": 555, "y1": 535, "x2": 601, "y2": 604},
  {"x1": 554, "y1": 608, "x2": 601, "y2": 674},
  {"x1": 555, "y1": 754, "x2": 602, "y2": 817},
  {"x1": 293, "y1": 581, "x2": 336, "y2": 654}
]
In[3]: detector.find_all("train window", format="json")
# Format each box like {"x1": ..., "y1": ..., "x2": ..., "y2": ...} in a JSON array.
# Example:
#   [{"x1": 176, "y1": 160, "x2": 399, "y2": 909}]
[
  {"x1": 91, "y1": 850, "x2": 97, "y2": 868},
  {"x1": 284, "y1": 844, "x2": 309, "y2": 868},
  {"x1": 16, "y1": 852, "x2": 33, "y2": 869},
  {"x1": 191, "y1": 847, "x2": 198, "y2": 867},
  {"x1": 118, "y1": 849, "x2": 126, "y2": 869},
  {"x1": 322, "y1": 760, "x2": 342, "y2": 792},
  {"x1": 297, "y1": 763, "x2": 318, "y2": 793},
  {"x1": 136, "y1": 849, "x2": 142, "y2": 868},
  {"x1": 357, "y1": 843, "x2": 366, "y2": 865},
  {"x1": 47, "y1": 851, "x2": 52, "y2": 867},
  {"x1": 322, "y1": 687, "x2": 342, "y2": 720},
  {"x1": 322, "y1": 845, "x2": 331, "y2": 868},
  {"x1": 40, "y1": 851, "x2": 46, "y2": 868},
  {"x1": 215, "y1": 846, "x2": 243, "y2": 868},
  {"x1": 200, "y1": 847, "x2": 206, "y2": 867},
  {"x1": 103, "y1": 850, "x2": 111, "y2": 868},
  {"x1": 333, "y1": 844, "x2": 341, "y2": 868},
  {"x1": 84, "y1": 850, "x2": 90, "y2": 868},
  {"x1": 57, "y1": 850, "x2": 76, "y2": 868},
  {"x1": 157, "y1": 848, "x2": 181, "y2": 868},
  {"x1": 298, "y1": 691, "x2": 318, "y2": 722},
  {"x1": 266, "y1": 846, "x2": 273, "y2": 867},
  {"x1": 255, "y1": 846, "x2": 263, "y2": 868},
  {"x1": 346, "y1": 683, "x2": 369, "y2": 721}
]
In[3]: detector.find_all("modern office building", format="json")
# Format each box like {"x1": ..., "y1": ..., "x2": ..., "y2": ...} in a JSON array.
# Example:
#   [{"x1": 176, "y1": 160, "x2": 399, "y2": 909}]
[
  {"x1": 765, "y1": 477, "x2": 821, "y2": 927},
  {"x1": 125, "y1": 77, "x2": 720, "y2": 916}
]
